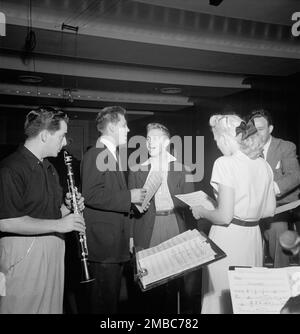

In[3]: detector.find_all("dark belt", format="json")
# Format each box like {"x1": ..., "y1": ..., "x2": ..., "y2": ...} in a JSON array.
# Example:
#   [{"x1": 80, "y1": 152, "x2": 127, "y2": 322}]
[
  {"x1": 156, "y1": 209, "x2": 175, "y2": 216},
  {"x1": 231, "y1": 218, "x2": 259, "y2": 227}
]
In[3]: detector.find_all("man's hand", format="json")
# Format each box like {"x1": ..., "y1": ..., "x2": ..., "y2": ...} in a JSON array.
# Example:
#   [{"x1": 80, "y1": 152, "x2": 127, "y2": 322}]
[
  {"x1": 65, "y1": 190, "x2": 85, "y2": 212},
  {"x1": 130, "y1": 188, "x2": 147, "y2": 204},
  {"x1": 57, "y1": 213, "x2": 86, "y2": 233},
  {"x1": 281, "y1": 295, "x2": 300, "y2": 314}
]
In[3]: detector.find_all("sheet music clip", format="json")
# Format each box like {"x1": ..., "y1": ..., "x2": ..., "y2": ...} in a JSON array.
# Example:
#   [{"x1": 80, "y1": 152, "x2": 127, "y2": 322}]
[
  {"x1": 133, "y1": 246, "x2": 148, "y2": 281},
  {"x1": 136, "y1": 267, "x2": 148, "y2": 279}
]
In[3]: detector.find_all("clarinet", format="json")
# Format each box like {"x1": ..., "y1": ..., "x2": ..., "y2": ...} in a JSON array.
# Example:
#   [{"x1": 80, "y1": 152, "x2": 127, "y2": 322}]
[{"x1": 63, "y1": 151, "x2": 95, "y2": 283}]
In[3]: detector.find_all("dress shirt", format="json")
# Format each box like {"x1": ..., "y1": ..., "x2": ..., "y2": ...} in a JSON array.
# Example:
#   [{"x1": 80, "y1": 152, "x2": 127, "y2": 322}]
[
  {"x1": 97, "y1": 136, "x2": 117, "y2": 161},
  {"x1": 263, "y1": 136, "x2": 280, "y2": 195}
]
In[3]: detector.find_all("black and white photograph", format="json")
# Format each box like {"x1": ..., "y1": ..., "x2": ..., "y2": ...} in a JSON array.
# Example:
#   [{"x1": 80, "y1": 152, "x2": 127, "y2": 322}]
[{"x1": 0, "y1": 0, "x2": 300, "y2": 319}]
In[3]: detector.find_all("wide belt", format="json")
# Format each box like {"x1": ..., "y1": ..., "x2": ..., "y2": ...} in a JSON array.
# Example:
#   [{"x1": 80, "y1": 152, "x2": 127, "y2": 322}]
[
  {"x1": 231, "y1": 218, "x2": 259, "y2": 227},
  {"x1": 155, "y1": 209, "x2": 175, "y2": 216}
]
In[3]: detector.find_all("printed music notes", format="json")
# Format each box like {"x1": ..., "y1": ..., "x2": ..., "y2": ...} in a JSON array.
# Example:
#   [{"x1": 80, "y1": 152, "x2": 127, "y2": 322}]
[
  {"x1": 135, "y1": 229, "x2": 225, "y2": 290},
  {"x1": 136, "y1": 171, "x2": 163, "y2": 213}
]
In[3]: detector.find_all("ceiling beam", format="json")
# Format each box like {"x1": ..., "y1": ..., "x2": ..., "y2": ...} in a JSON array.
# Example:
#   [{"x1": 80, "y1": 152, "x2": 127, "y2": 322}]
[{"x1": 0, "y1": 53, "x2": 250, "y2": 89}]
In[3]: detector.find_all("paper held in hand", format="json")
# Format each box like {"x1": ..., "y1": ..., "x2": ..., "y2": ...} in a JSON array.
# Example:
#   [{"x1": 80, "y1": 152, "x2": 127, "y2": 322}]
[
  {"x1": 275, "y1": 199, "x2": 300, "y2": 215},
  {"x1": 135, "y1": 171, "x2": 163, "y2": 213},
  {"x1": 175, "y1": 190, "x2": 217, "y2": 209}
]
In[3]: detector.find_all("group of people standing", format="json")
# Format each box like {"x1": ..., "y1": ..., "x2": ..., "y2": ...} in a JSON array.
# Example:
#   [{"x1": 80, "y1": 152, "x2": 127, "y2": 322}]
[
  {"x1": 0, "y1": 105, "x2": 299, "y2": 314},
  {"x1": 192, "y1": 110, "x2": 300, "y2": 313}
]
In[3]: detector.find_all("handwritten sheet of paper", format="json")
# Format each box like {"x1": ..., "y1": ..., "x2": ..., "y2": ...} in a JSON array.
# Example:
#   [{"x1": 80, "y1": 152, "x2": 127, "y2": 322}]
[
  {"x1": 175, "y1": 190, "x2": 216, "y2": 210},
  {"x1": 137, "y1": 229, "x2": 216, "y2": 289},
  {"x1": 275, "y1": 200, "x2": 300, "y2": 215},
  {"x1": 228, "y1": 267, "x2": 291, "y2": 314},
  {"x1": 0, "y1": 272, "x2": 6, "y2": 296},
  {"x1": 136, "y1": 171, "x2": 163, "y2": 213}
]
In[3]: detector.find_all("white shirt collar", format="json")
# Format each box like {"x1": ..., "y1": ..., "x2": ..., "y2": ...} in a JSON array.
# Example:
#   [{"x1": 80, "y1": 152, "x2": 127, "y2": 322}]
[
  {"x1": 96, "y1": 136, "x2": 117, "y2": 160},
  {"x1": 141, "y1": 151, "x2": 177, "y2": 166},
  {"x1": 263, "y1": 136, "x2": 272, "y2": 158}
]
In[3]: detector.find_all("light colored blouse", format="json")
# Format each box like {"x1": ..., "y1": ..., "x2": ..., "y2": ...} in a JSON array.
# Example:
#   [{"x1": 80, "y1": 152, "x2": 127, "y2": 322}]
[{"x1": 210, "y1": 150, "x2": 276, "y2": 222}]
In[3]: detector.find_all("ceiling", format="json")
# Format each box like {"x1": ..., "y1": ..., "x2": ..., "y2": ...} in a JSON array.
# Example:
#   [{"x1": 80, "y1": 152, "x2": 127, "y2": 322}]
[{"x1": 0, "y1": 0, "x2": 299, "y2": 117}]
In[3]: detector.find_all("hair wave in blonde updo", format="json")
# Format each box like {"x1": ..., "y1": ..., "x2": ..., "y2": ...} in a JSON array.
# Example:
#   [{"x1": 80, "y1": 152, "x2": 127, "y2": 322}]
[
  {"x1": 209, "y1": 114, "x2": 242, "y2": 138},
  {"x1": 209, "y1": 114, "x2": 263, "y2": 159}
]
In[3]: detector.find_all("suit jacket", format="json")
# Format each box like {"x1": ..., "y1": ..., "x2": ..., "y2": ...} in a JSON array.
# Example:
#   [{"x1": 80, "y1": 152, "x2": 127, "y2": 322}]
[
  {"x1": 81, "y1": 145, "x2": 132, "y2": 263},
  {"x1": 266, "y1": 136, "x2": 300, "y2": 205},
  {"x1": 128, "y1": 160, "x2": 195, "y2": 250}
]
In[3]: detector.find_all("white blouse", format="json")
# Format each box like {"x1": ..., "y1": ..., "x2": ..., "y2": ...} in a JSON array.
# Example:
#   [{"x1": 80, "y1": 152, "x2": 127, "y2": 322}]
[{"x1": 210, "y1": 150, "x2": 276, "y2": 221}]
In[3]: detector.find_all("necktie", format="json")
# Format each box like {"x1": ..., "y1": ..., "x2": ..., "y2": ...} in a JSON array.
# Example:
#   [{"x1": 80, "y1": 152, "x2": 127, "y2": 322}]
[
  {"x1": 116, "y1": 147, "x2": 126, "y2": 179},
  {"x1": 116, "y1": 147, "x2": 121, "y2": 171},
  {"x1": 115, "y1": 147, "x2": 126, "y2": 187}
]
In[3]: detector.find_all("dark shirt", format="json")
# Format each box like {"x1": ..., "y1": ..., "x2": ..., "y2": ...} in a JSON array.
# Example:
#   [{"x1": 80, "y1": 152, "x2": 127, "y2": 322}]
[{"x1": 0, "y1": 146, "x2": 63, "y2": 223}]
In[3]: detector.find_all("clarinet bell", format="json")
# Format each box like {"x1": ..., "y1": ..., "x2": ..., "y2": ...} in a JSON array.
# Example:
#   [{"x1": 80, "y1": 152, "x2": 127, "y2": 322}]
[{"x1": 80, "y1": 258, "x2": 95, "y2": 284}]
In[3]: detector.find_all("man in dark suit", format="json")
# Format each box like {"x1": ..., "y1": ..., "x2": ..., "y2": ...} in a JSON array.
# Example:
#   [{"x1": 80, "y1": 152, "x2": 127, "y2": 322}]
[
  {"x1": 81, "y1": 106, "x2": 146, "y2": 314},
  {"x1": 128, "y1": 123, "x2": 195, "y2": 313},
  {"x1": 249, "y1": 109, "x2": 300, "y2": 267}
]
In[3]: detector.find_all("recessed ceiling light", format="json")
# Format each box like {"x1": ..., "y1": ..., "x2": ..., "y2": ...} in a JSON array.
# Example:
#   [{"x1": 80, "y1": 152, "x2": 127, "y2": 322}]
[
  {"x1": 160, "y1": 87, "x2": 182, "y2": 94},
  {"x1": 18, "y1": 75, "x2": 43, "y2": 83}
]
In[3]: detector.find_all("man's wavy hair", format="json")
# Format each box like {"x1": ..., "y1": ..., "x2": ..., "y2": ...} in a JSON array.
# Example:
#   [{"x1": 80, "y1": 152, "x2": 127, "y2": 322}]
[
  {"x1": 96, "y1": 106, "x2": 127, "y2": 134},
  {"x1": 24, "y1": 107, "x2": 68, "y2": 138},
  {"x1": 146, "y1": 122, "x2": 170, "y2": 138},
  {"x1": 247, "y1": 108, "x2": 273, "y2": 126}
]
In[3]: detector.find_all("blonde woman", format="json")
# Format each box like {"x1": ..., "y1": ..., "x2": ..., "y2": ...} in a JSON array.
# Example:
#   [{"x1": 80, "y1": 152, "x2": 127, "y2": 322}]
[{"x1": 191, "y1": 114, "x2": 276, "y2": 314}]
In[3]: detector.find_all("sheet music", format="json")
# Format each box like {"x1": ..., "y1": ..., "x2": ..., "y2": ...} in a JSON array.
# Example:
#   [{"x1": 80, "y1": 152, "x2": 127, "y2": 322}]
[
  {"x1": 275, "y1": 200, "x2": 300, "y2": 215},
  {"x1": 0, "y1": 272, "x2": 6, "y2": 296},
  {"x1": 175, "y1": 190, "x2": 216, "y2": 210},
  {"x1": 138, "y1": 229, "x2": 206, "y2": 260},
  {"x1": 136, "y1": 171, "x2": 163, "y2": 213},
  {"x1": 137, "y1": 229, "x2": 216, "y2": 289},
  {"x1": 228, "y1": 267, "x2": 292, "y2": 314}
]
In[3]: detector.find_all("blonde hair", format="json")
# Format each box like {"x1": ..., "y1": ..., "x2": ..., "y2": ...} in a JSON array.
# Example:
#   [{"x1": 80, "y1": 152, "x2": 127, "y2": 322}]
[
  {"x1": 209, "y1": 114, "x2": 263, "y2": 159},
  {"x1": 240, "y1": 133, "x2": 264, "y2": 159},
  {"x1": 209, "y1": 114, "x2": 242, "y2": 138}
]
